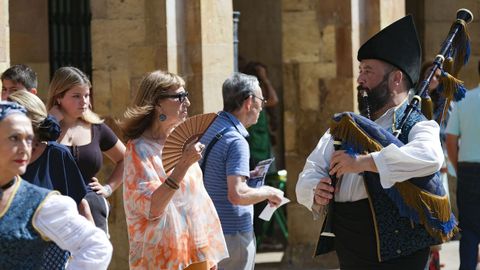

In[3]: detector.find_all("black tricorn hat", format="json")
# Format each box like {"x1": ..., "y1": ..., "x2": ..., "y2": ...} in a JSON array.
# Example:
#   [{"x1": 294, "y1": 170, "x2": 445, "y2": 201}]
[{"x1": 357, "y1": 15, "x2": 421, "y2": 86}]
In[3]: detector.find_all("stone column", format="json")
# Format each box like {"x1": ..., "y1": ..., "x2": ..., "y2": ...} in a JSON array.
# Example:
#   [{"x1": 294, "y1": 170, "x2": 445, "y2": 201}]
[
  {"x1": 179, "y1": 0, "x2": 234, "y2": 116},
  {"x1": 281, "y1": 0, "x2": 404, "y2": 269},
  {"x1": 0, "y1": 0, "x2": 9, "y2": 82}
]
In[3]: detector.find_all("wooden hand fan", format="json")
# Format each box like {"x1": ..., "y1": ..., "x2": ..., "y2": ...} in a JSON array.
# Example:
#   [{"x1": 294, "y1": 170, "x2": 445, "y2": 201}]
[{"x1": 162, "y1": 112, "x2": 218, "y2": 172}]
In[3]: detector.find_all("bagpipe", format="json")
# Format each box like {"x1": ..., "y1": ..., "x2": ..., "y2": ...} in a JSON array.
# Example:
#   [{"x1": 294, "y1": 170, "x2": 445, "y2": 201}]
[
  {"x1": 406, "y1": 9, "x2": 472, "y2": 129},
  {"x1": 317, "y1": 9, "x2": 473, "y2": 255}
]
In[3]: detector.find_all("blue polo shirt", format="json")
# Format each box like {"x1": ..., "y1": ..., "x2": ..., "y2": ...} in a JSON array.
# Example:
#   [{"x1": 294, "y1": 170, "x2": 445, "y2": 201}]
[{"x1": 200, "y1": 111, "x2": 252, "y2": 234}]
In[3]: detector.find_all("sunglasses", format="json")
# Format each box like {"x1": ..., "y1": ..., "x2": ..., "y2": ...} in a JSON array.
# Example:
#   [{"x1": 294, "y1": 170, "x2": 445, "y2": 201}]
[{"x1": 158, "y1": 91, "x2": 189, "y2": 103}]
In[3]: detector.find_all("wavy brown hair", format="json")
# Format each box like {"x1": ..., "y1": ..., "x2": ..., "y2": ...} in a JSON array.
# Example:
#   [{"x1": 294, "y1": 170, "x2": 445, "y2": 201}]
[
  {"x1": 47, "y1": 66, "x2": 103, "y2": 124},
  {"x1": 118, "y1": 70, "x2": 185, "y2": 140}
]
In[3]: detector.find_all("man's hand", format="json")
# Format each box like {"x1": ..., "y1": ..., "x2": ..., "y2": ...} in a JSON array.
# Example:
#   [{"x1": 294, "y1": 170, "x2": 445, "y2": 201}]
[
  {"x1": 313, "y1": 177, "x2": 335, "y2": 205},
  {"x1": 262, "y1": 185, "x2": 283, "y2": 207},
  {"x1": 329, "y1": 151, "x2": 377, "y2": 177}
]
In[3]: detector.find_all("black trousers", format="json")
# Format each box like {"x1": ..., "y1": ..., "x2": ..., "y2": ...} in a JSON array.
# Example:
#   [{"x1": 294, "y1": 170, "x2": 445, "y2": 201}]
[
  {"x1": 333, "y1": 199, "x2": 429, "y2": 270},
  {"x1": 84, "y1": 191, "x2": 110, "y2": 235}
]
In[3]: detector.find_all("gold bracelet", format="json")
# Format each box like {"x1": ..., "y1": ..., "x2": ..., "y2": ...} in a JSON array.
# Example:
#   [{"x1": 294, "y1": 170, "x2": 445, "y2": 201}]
[
  {"x1": 164, "y1": 179, "x2": 178, "y2": 190},
  {"x1": 165, "y1": 177, "x2": 179, "y2": 190},
  {"x1": 167, "y1": 177, "x2": 179, "y2": 187}
]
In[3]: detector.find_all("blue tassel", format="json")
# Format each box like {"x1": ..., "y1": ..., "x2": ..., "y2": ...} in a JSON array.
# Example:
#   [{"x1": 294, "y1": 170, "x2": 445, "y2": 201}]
[
  {"x1": 421, "y1": 206, "x2": 458, "y2": 234},
  {"x1": 454, "y1": 83, "x2": 467, "y2": 101}
]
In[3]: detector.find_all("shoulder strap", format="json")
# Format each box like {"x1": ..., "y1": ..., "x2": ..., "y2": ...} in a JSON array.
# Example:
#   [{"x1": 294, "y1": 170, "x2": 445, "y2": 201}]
[{"x1": 200, "y1": 127, "x2": 235, "y2": 173}]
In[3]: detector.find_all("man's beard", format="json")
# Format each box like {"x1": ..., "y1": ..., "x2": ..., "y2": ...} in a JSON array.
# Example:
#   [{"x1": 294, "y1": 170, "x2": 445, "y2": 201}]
[{"x1": 357, "y1": 77, "x2": 392, "y2": 118}]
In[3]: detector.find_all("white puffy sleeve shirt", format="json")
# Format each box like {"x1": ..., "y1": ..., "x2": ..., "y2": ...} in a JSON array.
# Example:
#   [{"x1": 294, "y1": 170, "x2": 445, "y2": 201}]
[
  {"x1": 33, "y1": 194, "x2": 113, "y2": 270},
  {"x1": 296, "y1": 109, "x2": 444, "y2": 212}
]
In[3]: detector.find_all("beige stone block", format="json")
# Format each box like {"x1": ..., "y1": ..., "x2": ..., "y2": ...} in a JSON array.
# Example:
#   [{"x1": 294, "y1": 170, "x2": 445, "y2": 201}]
[
  {"x1": 0, "y1": 63, "x2": 8, "y2": 74},
  {"x1": 91, "y1": 21, "x2": 115, "y2": 71},
  {"x1": 92, "y1": 69, "x2": 112, "y2": 116},
  {"x1": 9, "y1": 0, "x2": 48, "y2": 63},
  {"x1": 91, "y1": 19, "x2": 146, "y2": 70},
  {"x1": 320, "y1": 77, "x2": 355, "y2": 116},
  {"x1": 282, "y1": 63, "x2": 300, "y2": 110},
  {"x1": 424, "y1": 0, "x2": 473, "y2": 21},
  {"x1": 286, "y1": 203, "x2": 323, "y2": 244},
  {"x1": 0, "y1": 0, "x2": 8, "y2": 64},
  {"x1": 154, "y1": 47, "x2": 169, "y2": 71},
  {"x1": 379, "y1": 0, "x2": 405, "y2": 28},
  {"x1": 110, "y1": 69, "x2": 132, "y2": 117},
  {"x1": 282, "y1": 11, "x2": 321, "y2": 63},
  {"x1": 284, "y1": 110, "x2": 297, "y2": 152},
  {"x1": 321, "y1": 25, "x2": 336, "y2": 62},
  {"x1": 296, "y1": 110, "x2": 327, "y2": 154},
  {"x1": 0, "y1": 28, "x2": 8, "y2": 62},
  {"x1": 201, "y1": 71, "x2": 226, "y2": 113},
  {"x1": 315, "y1": 1, "x2": 351, "y2": 25},
  {"x1": 106, "y1": 0, "x2": 146, "y2": 19},
  {"x1": 283, "y1": 243, "x2": 339, "y2": 269},
  {"x1": 458, "y1": 56, "x2": 480, "y2": 89},
  {"x1": 201, "y1": 0, "x2": 233, "y2": 44},
  {"x1": 144, "y1": 16, "x2": 168, "y2": 46},
  {"x1": 282, "y1": 0, "x2": 316, "y2": 12},
  {"x1": 184, "y1": 1, "x2": 201, "y2": 45},
  {"x1": 128, "y1": 45, "x2": 156, "y2": 77},
  {"x1": 298, "y1": 62, "x2": 337, "y2": 111},
  {"x1": 202, "y1": 44, "x2": 234, "y2": 73},
  {"x1": 335, "y1": 25, "x2": 354, "y2": 78},
  {"x1": 185, "y1": 45, "x2": 203, "y2": 72},
  {"x1": 91, "y1": 0, "x2": 108, "y2": 19}
]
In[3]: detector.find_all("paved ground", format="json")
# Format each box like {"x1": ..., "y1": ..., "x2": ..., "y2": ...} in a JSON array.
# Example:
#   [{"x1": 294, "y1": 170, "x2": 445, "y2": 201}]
[{"x1": 255, "y1": 240, "x2": 480, "y2": 270}]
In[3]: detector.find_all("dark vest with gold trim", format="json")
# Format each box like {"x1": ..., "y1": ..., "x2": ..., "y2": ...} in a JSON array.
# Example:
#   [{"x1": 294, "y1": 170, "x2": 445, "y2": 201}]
[
  {"x1": 0, "y1": 179, "x2": 51, "y2": 269},
  {"x1": 315, "y1": 102, "x2": 457, "y2": 262}
]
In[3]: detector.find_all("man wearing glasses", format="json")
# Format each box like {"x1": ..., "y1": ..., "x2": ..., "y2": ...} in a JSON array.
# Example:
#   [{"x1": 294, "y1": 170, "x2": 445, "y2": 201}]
[{"x1": 200, "y1": 73, "x2": 283, "y2": 270}]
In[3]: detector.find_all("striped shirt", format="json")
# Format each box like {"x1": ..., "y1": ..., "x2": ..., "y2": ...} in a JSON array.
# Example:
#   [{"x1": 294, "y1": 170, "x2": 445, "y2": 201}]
[{"x1": 200, "y1": 111, "x2": 252, "y2": 234}]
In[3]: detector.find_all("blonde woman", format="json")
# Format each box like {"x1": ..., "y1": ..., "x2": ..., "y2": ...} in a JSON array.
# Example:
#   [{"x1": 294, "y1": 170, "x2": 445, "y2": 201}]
[
  {"x1": 119, "y1": 70, "x2": 228, "y2": 270},
  {"x1": 47, "y1": 67, "x2": 125, "y2": 234}
]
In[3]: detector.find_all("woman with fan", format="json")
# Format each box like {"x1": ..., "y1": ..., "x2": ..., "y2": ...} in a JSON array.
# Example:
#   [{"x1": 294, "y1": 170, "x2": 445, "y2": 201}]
[{"x1": 119, "y1": 70, "x2": 228, "y2": 270}]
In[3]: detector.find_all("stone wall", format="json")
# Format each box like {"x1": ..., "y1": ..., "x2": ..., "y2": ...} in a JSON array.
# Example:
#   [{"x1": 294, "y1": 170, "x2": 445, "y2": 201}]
[
  {"x1": 8, "y1": 0, "x2": 49, "y2": 100},
  {"x1": 0, "y1": 0, "x2": 9, "y2": 75}
]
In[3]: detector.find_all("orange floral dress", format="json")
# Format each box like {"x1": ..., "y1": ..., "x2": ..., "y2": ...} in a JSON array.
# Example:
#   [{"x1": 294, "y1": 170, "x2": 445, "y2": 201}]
[{"x1": 123, "y1": 137, "x2": 228, "y2": 270}]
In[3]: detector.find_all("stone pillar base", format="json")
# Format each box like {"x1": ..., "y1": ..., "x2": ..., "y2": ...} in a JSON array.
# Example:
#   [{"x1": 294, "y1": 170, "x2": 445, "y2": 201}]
[{"x1": 280, "y1": 244, "x2": 339, "y2": 270}]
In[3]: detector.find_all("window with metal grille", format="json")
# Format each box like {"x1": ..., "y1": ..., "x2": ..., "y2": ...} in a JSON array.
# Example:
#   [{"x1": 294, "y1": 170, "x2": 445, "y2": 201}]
[{"x1": 48, "y1": 0, "x2": 92, "y2": 80}]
